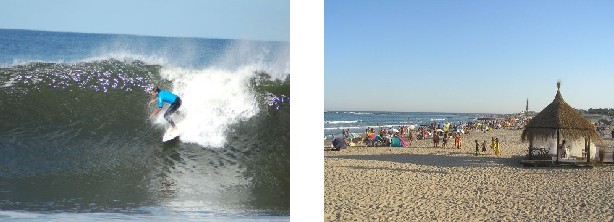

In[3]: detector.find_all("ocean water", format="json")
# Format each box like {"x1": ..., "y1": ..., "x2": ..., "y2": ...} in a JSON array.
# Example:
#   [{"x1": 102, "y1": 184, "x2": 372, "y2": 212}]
[
  {"x1": 0, "y1": 29, "x2": 289, "y2": 220},
  {"x1": 324, "y1": 111, "x2": 480, "y2": 136}
]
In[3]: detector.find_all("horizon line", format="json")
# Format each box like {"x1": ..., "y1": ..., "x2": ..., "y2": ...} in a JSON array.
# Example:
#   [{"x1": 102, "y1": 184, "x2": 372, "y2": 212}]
[
  {"x1": 324, "y1": 110, "x2": 513, "y2": 115},
  {"x1": 0, "y1": 28, "x2": 289, "y2": 43}
]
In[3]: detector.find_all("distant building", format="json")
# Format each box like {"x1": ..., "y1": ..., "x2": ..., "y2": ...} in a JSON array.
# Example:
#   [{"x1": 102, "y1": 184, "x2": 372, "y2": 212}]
[
  {"x1": 587, "y1": 108, "x2": 614, "y2": 116},
  {"x1": 520, "y1": 98, "x2": 537, "y2": 116}
]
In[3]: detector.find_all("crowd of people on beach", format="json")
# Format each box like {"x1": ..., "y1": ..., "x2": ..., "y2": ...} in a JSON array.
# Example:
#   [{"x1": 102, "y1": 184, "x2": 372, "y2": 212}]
[
  {"x1": 331, "y1": 113, "x2": 614, "y2": 155},
  {"x1": 334, "y1": 120, "x2": 495, "y2": 148},
  {"x1": 431, "y1": 131, "x2": 464, "y2": 149},
  {"x1": 327, "y1": 117, "x2": 518, "y2": 156}
]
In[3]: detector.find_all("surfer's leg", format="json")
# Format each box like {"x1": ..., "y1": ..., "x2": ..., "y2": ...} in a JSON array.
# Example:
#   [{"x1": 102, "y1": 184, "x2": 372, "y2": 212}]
[
  {"x1": 173, "y1": 97, "x2": 182, "y2": 114},
  {"x1": 164, "y1": 108, "x2": 176, "y2": 128}
]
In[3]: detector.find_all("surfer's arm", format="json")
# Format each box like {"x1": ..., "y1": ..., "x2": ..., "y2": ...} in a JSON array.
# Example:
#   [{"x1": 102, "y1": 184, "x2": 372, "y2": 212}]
[
  {"x1": 148, "y1": 98, "x2": 157, "y2": 105},
  {"x1": 149, "y1": 108, "x2": 163, "y2": 119}
]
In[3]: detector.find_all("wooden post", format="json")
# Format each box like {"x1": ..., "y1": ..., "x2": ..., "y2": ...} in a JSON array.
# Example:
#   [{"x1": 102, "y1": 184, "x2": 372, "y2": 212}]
[
  {"x1": 556, "y1": 130, "x2": 560, "y2": 164},
  {"x1": 529, "y1": 139, "x2": 533, "y2": 160},
  {"x1": 584, "y1": 137, "x2": 590, "y2": 162},
  {"x1": 586, "y1": 137, "x2": 591, "y2": 163}
]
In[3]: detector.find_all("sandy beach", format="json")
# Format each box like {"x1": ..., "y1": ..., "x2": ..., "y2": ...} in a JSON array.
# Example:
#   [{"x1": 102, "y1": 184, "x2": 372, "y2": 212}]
[{"x1": 324, "y1": 129, "x2": 614, "y2": 221}]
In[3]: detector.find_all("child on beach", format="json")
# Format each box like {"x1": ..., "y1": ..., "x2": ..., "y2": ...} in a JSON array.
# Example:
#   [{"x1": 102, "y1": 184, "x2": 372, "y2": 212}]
[
  {"x1": 454, "y1": 133, "x2": 459, "y2": 148},
  {"x1": 474, "y1": 140, "x2": 479, "y2": 156},
  {"x1": 493, "y1": 138, "x2": 501, "y2": 156},
  {"x1": 442, "y1": 132, "x2": 448, "y2": 148},
  {"x1": 454, "y1": 133, "x2": 462, "y2": 149},
  {"x1": 481, "y1": 141, "x2": 487, "y2": 152},
  {"x1": 433, "y1": 131, "x2": 440, "y2": 148}
]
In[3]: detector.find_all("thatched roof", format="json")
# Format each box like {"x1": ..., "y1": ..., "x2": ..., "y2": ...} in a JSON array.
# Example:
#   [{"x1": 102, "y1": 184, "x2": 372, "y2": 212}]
[{"x1": 521, "y1": 81, "x2": 602, "y2": 144}]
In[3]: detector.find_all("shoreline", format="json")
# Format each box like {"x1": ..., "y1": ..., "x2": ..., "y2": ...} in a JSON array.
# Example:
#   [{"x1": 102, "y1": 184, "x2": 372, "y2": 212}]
[
  {"x1": 324, "y1": 111, "x2": 613, "y2": 137},
  {"x1": 324, "y1": 129, "x2": 614, "y2": 221}
]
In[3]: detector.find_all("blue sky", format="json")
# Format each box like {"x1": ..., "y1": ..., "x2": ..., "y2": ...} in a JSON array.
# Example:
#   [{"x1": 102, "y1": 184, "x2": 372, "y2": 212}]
[
  {"x1": 0, "y1": 0, "x2": 289, "y2": 41},
  {"x1": 325, "y1": 0, "x2": 614, "y2": 113}
]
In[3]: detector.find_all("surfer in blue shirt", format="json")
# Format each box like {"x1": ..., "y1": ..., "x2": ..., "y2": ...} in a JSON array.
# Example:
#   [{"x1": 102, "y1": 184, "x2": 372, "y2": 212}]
[{"x1": 148, "y1": 87, "x2": 182, "y2": 129}]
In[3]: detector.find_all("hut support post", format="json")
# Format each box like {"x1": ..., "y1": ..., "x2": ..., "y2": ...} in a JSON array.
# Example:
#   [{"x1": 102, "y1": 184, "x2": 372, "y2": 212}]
[
  {"x1": 556, "y1": 130, "x2": 560, "y2": 164},
  {"x1": 586, "y1": 137, "x2": 591, "y2": 163},
  {"x1": 529, "y1": 139, "x2": 533, "y2": 160}
]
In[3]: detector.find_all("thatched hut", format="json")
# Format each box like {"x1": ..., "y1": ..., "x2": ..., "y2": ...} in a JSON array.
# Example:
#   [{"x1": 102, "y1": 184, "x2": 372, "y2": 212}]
[{"x1": 521, "y1": 81, "x2": 603, "y2": 163}]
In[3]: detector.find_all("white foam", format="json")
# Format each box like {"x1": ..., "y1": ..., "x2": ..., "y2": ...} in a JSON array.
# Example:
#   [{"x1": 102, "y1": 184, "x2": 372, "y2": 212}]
[
  {"x1": 154, "y1": 66, "x2": 260, "y2": 148},
  {"x1": 325, "y1": 120, "x2": 360, "y2": 124},
  {"x1": 153, "y1": 41, "x2": 288, "y2": 148}
]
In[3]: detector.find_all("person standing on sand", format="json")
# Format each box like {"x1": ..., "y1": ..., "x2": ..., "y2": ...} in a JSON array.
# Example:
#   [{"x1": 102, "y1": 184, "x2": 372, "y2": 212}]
[
  {"x1": 481, "y1": 140, "x2": 487, "y2": 152},
  {"x1": 453, "y1": 133, "x2": 458, "y2": 148},
  {"x1": 611, "y1": 128, "x2": 614, "y2": 140},
  {"x1": 558, "y1": 139, "x2": 568, "y2": 158},
  {"x1": 494, "y1": 138, "x2": 501, "y2": 156},
  {"x1": 454, "y1": 133, "x2": 460, "y2": 149},
  {"x1": 474, "y1": 140, "x2": 480, "y2": 156},
  {"x1": 408, "y1": 130, "x2": 414, "y2": 146},
  {"x1": 433, "y1": 131, "x2": 440, "y2": 148},
  {"x1": 442, "y1": 132, "x2": 448, "y2": 148}
]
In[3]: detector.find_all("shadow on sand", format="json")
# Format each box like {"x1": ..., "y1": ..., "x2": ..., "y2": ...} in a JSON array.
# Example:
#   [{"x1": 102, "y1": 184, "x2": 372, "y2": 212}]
[
  {"x1": 326, "y1": 151, "x2": 525, "y2": 169},
  {"x1": 336, "y1": 165, "x2": 451, "y2": 174}
]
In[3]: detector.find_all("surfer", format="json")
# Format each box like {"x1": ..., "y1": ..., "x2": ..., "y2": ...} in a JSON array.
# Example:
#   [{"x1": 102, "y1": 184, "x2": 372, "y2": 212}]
[{"x1": 148, "y1": 87, "x2": 182, "y2": 129}]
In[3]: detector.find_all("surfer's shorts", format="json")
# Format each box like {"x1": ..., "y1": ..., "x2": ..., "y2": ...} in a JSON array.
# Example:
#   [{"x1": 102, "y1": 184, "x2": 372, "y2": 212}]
[{"x1": 168, "y1": 97, "x2": 181, "y2": 114}]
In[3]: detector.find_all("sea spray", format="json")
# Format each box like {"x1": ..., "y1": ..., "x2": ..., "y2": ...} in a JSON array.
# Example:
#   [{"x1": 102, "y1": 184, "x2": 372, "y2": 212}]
[
  {"x1": 155, "y1": 66, "x2": 260, "y2": 147},
  {"x1": 148, "y1": 39, "x2": 289, "y2": 147}
]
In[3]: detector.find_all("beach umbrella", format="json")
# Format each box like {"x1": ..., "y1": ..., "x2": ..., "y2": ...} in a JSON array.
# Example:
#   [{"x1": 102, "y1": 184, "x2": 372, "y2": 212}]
[
  {"x1": 390, "y1": 128, "x2": 400, "y2": 133},
  {"x1": 521, "y1": 81, "x2": 603, "y2": 163}
]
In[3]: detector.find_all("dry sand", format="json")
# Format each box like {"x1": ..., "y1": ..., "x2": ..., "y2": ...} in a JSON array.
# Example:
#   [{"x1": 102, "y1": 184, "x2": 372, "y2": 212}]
[{"x1": 324, "y1": 129, "x2": 614, "y2": 221}]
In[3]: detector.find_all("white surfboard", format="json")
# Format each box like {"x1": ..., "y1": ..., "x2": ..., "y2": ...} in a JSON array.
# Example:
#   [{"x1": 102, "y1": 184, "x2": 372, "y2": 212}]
[{"x1": 163, "y1": 127, "x2": 182, "y2": 142}]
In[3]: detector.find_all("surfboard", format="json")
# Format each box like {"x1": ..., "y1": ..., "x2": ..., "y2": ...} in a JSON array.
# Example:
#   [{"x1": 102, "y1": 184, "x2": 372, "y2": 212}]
[{"x1": 163, "y1": 127, "x2": 182, "y2": 142}]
